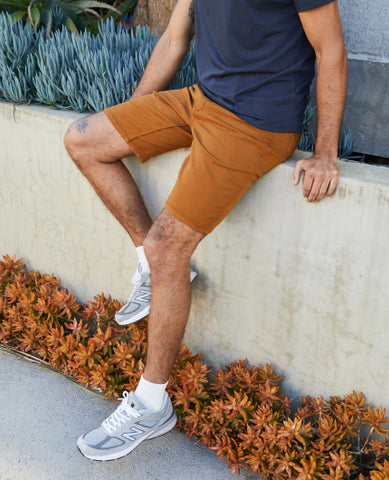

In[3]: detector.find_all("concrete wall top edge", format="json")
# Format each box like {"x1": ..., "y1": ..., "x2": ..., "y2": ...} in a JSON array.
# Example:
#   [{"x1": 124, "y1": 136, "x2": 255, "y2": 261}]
[
  {"x1": 0, "y1": 101, "x2": 83, "y2": 122},
  {"x1": 285, "y1": 153, "x2": 389, "y2": 189},
  {"x1": 3, "y1": 101, "x2": 389, "y2": 189},
  {"x1": 347, "y1": 53, "x2": 389, "y2": 64}
]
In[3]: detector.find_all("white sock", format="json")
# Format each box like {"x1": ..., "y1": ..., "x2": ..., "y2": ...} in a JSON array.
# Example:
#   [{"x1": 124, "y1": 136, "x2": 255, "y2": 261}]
[
  {"x1": 135, "y1": 246, "x2": 150, "y2": 274},
  {"x1": 135, "y1": 375, "x2": 168, "y2": 412}
]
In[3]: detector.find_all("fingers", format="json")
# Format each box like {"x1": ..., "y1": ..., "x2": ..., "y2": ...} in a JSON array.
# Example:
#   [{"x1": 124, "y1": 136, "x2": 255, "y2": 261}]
[
  {"x1": 326, "y1": 176, "x2": 339, "y2": 197},
  {"x1": 293, "y1": 159, "x2": 319, "y2": 200},
  {"x1": 292, "y1": 160, "x2": 304, "y2": 186},
  {"x1": 293, "y1": 157, "x2": 340, "y2": 202},
  {"x1": 302, "y1": 170, "x2": 326, "y2": 202},
  {"x1": 302, "y1": 171, "x2": 314, "y2": 199},
  {"x1": 304, "y1": 175, "x2": 340, "y2": 202}
]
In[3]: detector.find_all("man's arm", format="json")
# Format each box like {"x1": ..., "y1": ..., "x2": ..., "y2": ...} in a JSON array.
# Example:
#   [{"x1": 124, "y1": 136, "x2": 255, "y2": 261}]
[
  {"x1": 293, "y1": 0, "x2": 347, "y2": 202},
  {"x1": 131, "y1": 0, "x2": 195, "y2": 99}
]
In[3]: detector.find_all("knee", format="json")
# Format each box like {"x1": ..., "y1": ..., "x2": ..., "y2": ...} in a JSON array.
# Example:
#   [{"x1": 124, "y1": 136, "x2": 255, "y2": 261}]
[
  {"x1": 143, "y1": 234, "x2": 169, "y2": 271},
  {"x1": 143, "y1": 232, "x2": 190, "y2": 275},
  {"x1": 63, "y1": 117, "x2": 93, "y2": 167},
  {"x1": 143, "y1": 210, "x2": 203, "y2": 277}
]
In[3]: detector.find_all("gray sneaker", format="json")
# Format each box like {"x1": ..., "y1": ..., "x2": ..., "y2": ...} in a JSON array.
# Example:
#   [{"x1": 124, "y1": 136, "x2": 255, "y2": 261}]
[
  {"x1": 115, "y1": 263, "x2": 197, "y2": 326},
  {"x1": 115, "y1": 263, "x2": 151, "y2": 325},
  {"x1": 77, "y1": 391, "x2": 177, "y2": 461}
]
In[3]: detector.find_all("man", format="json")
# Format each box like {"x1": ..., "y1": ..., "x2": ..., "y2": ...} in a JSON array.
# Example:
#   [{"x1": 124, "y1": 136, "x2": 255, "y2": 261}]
[{"x1": 64, "y1": 0, "x2": 347, "y2": 461}]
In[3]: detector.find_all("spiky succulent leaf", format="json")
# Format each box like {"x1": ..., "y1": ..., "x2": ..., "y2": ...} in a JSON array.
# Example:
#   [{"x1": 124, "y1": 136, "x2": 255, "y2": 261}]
[{"x1": 70, "y1": 0, "x2": 120, "y2": 14}]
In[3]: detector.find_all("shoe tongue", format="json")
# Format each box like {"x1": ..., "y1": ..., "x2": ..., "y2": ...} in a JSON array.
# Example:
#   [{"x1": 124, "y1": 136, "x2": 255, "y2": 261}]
[
  {"x1": 131, "y1": 263, "x2": 143, "y2": 285},
  {"x1": 126, "y1": 391, "x2": 146, "y2": 411}
]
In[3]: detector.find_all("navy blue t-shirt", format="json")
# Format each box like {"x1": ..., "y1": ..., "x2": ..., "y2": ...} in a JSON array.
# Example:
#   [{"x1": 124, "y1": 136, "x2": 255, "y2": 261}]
[{"x1": 194, "y1": 0, "x2": 334, "y2": 133}]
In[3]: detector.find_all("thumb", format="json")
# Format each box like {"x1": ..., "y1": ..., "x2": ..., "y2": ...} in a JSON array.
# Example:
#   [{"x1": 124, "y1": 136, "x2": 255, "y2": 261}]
[{"x1": 293, "y1": 160, "x2": 304, "y2": 186}]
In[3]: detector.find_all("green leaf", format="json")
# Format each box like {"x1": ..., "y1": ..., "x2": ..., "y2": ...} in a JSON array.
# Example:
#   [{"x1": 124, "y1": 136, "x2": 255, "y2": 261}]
[
  {"x1": 0, "y1": 0, "x2": 29, "y2": 8},
  {"x1": 29, "y1": 4, "x2": 41, "y2": 28},
  {"x1": 104, "y1": 0, "x2": 135, "y2": 20},
  {"x1": 115, "y1": 0, "x2": 136, "y2": 14},
  {"x1": 71, "y1": 0, "x2": 120, "y2": 14},
  {"x1": 82, "y1": 7, "x2": 102, "y2": 20},
  {"x1": 61, "y1": 5, "x2": 87, "y2": 32},
  {"x1": 11, "y1": 9, "x2": 28, "y2": 21},
  {"x1": 41, "y1": 8, "x2": 53, "y2": 36}
]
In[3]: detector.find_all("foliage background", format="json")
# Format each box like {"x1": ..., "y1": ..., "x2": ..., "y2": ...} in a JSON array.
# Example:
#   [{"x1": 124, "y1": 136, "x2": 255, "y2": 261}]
[
  {"x1": 0, "y1": 0, "x2": 137, "y2": 35},
  {"x1": 0, "y1": 12, "x2": 196, "y2": 111}
]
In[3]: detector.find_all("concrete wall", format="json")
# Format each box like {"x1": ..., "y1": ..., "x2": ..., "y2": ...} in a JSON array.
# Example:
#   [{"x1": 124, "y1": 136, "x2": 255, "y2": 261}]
[
  {"x1": 1, "y1": 102, "x2": 389, "y2": 410},
  {"x1": 337, "y1": 0, "x2": 389, "y2": 157}
]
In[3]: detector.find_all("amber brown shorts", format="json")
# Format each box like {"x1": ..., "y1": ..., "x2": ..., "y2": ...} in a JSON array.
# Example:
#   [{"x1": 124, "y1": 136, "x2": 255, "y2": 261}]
[{"x1": 105, "y1": 84, "x2": 300, "y2": 234}]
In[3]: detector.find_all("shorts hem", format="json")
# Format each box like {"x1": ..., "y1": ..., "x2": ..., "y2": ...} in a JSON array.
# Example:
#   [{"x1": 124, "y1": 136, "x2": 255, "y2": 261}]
[
  {"x1": 164, "y1": 203, "x2": 212, "y2": 235},
  {"x1": 127, "y1": 138, "x2": 152, "y2": 163},
  {"x1": 104, "y1": 107, "x2": 150, "y2": 163}
]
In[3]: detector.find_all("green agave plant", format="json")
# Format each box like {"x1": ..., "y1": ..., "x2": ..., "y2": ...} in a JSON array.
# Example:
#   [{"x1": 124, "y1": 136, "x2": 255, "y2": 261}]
[{"x1": 0, "y1": 0, "x2": 121, "y2": 35}]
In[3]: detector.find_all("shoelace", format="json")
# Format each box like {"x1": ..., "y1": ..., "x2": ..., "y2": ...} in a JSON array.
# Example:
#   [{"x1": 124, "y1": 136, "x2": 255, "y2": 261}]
[
  {"x1": 126, "y1": 265, "x2": 147, "y2": 302},
  {"x1": 131, "y1": 263, "x2": 143, "y2": 286},
  {"x1": 103, "y1": 391, "x2": 141, "y2": 434}
]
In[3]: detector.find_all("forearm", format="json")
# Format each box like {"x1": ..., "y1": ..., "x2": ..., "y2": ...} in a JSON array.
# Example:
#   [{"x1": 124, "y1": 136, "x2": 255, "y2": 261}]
[
  {"x1": 293, "y1": 1, "x2": 346, "y2": 202},
  {"x1": 131, "y1": 33, "x2": 191, "y2": 99},
  {"x1": 131, "y1": 0, "x2": 195, "y2": 99},
  {"x1": 314, "y1": 45, "x2": 348, "y2": 157}
]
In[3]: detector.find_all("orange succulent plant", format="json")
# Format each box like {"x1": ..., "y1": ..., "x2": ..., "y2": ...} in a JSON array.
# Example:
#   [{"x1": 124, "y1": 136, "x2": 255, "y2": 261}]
[{"x1": 1, "y1": 254, "x2": 388, "y2": 479}]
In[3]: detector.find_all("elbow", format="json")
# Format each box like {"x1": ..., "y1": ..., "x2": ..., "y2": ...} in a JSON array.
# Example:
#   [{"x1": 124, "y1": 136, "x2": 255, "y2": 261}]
[
  {"x1": 337, "y1": 43, "x2": 348, "y2": 68},
  {"x1": 168, "y1": 32, "x2": 193, "y2": 56},
  {"x1": 164, "y1": 19, "x2": 194, "y2": 53},
  {"x1": 316, "y1": 42, "x2": 348, "y2": 73},
  {"x1": 160, "y1": 29, "x2": 192, "y2": 62}
]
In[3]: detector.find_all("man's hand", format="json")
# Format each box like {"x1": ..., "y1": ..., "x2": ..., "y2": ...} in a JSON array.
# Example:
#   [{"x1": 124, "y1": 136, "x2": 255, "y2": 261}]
[
  {"x1": 293, "y1": 153, "x2": 340, "y2": 202},
  {"x1": 295, "y1": 1, "x2": 347, "y2": 203}
]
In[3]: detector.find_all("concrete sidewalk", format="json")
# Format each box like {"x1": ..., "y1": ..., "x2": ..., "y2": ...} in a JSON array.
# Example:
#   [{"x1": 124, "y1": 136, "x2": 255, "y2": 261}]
[{"x1": 0, "y1": 348, "x2": 260, "y2": 480}]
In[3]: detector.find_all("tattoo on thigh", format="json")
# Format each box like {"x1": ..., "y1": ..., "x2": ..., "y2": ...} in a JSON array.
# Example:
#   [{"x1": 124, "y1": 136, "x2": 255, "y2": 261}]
[
  {"x1": 188, "y1": 0, "x2": 194, "y2": 22},
  {"x1": 75, "y1": 119, "x2": 88, "y2": 134}
]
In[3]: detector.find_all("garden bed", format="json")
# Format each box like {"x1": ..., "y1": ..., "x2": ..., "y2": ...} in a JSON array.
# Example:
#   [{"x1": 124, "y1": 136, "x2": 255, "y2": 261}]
[{"x1": 1, "y1": 254, "x2": 388, "y2": 479}]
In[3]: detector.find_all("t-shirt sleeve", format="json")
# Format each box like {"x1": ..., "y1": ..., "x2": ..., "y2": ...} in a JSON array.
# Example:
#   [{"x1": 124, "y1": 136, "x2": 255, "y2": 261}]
[{"x1": 293, "y1": 0, "x2": 335, "y2": 13}]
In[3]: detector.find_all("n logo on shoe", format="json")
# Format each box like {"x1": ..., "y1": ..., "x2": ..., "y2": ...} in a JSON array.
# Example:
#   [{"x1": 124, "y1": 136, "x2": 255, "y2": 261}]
[
  {"x1": 135, "y1": 288, "x2": 151, "y2": 303},
  {"x1": 122, "y1": 426, "x2": 144, "y2": 441}
]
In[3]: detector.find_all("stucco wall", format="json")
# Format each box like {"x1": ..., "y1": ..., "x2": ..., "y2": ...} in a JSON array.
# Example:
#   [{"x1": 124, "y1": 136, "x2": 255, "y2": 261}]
[
  {"x1": 337, "y1": 0, "x2": 388, "y2": 157},
  {"x1": 1, "y1": 102, "x2": 389, "y2": 409},
  {"x1": 339, "y1": 0, "x2": 388, "y2": 60}
]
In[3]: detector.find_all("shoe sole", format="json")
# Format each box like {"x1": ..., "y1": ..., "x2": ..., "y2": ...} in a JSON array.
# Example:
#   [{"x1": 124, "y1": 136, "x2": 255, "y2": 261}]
[
  {"x1": 115, "y1": 306, "x2": 150, "y2": 326},
  {"x1": 115, "y1": 271, "x2": 197, "y2": 326},
  {"x1": 77, "y1": 411, "x2": 177, "y2": 461}
]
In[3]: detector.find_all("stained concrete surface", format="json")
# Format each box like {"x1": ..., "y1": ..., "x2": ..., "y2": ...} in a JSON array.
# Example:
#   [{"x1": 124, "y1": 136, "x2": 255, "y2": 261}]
[{"x1": 342, "y1": 59, "x2": 389, "y2": 158}]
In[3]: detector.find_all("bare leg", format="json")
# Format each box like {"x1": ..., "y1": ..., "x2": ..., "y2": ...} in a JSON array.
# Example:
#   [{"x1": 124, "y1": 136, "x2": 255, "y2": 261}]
[
  {"x1": 64, "y1": 112, "x2": 152, "y2": 246},
  {"x1": 143, "y1": 209, "x2": 204, "y2": 383},
  {"x1": 65, "y1": 114, "x2": 203, "y2": 382}
]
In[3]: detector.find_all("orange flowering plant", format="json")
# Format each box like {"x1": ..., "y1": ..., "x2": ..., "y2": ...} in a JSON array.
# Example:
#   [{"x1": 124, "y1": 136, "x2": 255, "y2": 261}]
[{"x1": 1, "y1": 254, "x2": 388, "y2": 479}]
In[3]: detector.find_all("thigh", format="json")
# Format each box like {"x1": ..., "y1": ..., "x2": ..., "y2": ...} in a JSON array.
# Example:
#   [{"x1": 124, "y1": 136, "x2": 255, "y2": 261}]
[
  {"x1": 104, "y1": 88, "x2": 195, "y2": 163},
  {"x1": 66, "y1": 111, "x2": 134, "y2": 163},
  {"x1": 165, "y1": 99, "x2": 301, "y2": 235},
  {"x1": 165, "y1": 146, "x2": 258, "y2": 234}
]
